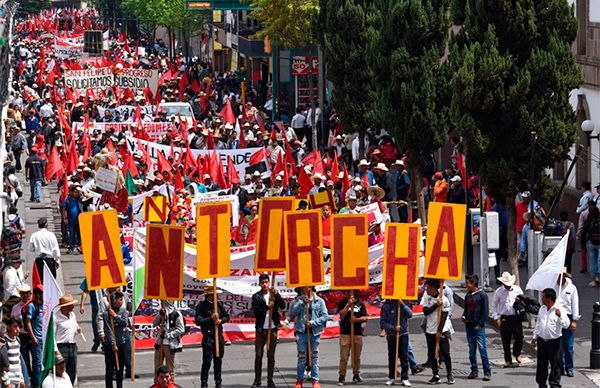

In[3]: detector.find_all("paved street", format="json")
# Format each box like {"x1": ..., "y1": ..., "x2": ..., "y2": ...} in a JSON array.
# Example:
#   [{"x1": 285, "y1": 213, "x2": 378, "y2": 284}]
[{"x1": 13, "y1": 172, "x2": 599, "y2": 388}]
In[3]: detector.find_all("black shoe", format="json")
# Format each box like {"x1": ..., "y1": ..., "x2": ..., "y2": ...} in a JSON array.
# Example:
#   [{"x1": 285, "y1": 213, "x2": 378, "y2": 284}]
[
  {"x1": 447, "y1": 374, "x2": 455, "y2": 384},
  {"x1": 428, "y1": 375, "x2": 441, "y2": 385},
  {"x1": 252, "y1": 379, "x2": 261, "y2": 388},
  {"x1": 338, "y1": 376, "x2": 345, "y2": 386},
  {"x1": 201, "y1": 382, "x2": 208, "y2": 388},
  {"x1": 76, "y1": 247, "x2": 83, "y2": 254},
  {"x1": 352, "y1": 374, "x2": 362, "y2": 384},
  {"x1": 91, "y1": 343, "x2": 99, "y2": 353},
  {"x1": 483, "y1": 372, "x2": 491, "y2": 381},
  {"x1": 580, "y1": 268, "x2": 587, "y2": 274},
  {"x1": 267, "y1": 380, "x2": 276, "y2": 388},
  {"x1": 467, "y1": 371, "x2": 478, "y2": 380},
  {"x1": 567, "y1": 371, "x2": 574, "y2": 378},
  {"x1": 66, "y1": 248, "x2": 73, "y2": 254},
  {"x1": 216, "y1": 384, "x2": 223, "y2": 388},
  {"x1": 29, "y1": 197, "x2": 34, "y2": 201},
  {"x1": 411, "y1": 367, "x2": 424, "y2": 375}
]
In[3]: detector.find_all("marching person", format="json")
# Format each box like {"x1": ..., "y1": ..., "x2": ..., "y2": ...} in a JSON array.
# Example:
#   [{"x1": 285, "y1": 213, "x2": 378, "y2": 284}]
[
  {"x1": 290, "y1": 286, "x2": 328, "y2": 388},
  {"x1": 5, "y1": 317, "x2": 25, "y2": 388},
  {"x1": 101, "y1": 291, "x2": 129, "y2": 388},
  {"x1": 380, "y1": 298, "x2": 413, "y2": 387},
  {"x1": 554, "y1": 270, "x2": 580, "y2": 378},
  {"x1": 532, "y1": 288, "x2": 570, "y2": 388},
  {"x1": 24, "y1": 285, "x2": 43, "y2": 388},
  {"x1": 28, "y1": 217, "x2": 60, "y2": 282},
  {"x1": 492, "y1": 271, "x2": 524, "y2": 368},
  {"x1": 195, "y1": 285, "x2": 230, "y2": 388},
  {"x1": 462, "y1": 274, "x2": 491, "y2": 381},
  {"x1": 422, "y1": 279, "x2": 454, "y2": 385},
  {"x1": 251, "y1": 274, "x2": 285, "y2": 388},
  {"x1": 337, "y1": 290, "x2": 368, "y2": 386},
  {"x1": 55, "y1": 294, "x2": 81, "y2": 385},
  {"x1": 153, "y1": 301, "x2": 185, "y2": 375}
]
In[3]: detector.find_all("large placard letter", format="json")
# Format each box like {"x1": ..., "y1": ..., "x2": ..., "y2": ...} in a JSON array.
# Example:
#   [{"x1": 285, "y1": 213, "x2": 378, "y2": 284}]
[
  {"x1": 284, "y1": 210, "x2": 324, "y2": 288},
  {"x1": 424, "y1": 203, "x2": 467, "y2": 280},
  {"x1": 331, "y1": 214, "x2": 368, "y2": 290},
  {"x1": 255, "y1": 198, "x2": 294, "y2": 271},
  {"x1": 382, "y1": 223, "x2": 420, "y2": 300},
  {"x1": 196, "y1": 202, "x2": 231, "y2": 279},
  {"x1": 145, "y1": 224, "x2": 185, "y2": 300}
]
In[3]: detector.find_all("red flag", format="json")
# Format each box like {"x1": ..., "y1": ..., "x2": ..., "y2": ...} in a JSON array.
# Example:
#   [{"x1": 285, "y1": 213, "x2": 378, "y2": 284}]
[
  {"x1": 65, "y1": 86, "x2": 74, "y2": 103},
  {"x1": 31, "y1": 260, "x2": 42, "y2": 292},
  {"x1": 239, "y1": 122, "x2": 247, "y2": 149},
  {"x1": 184, "y1": 145, "x2": 197, "y2": 175},
  {"x1": 271, "y1": 151, "x2": 284, "y2": 182},
  {"x1": 81, "y1": 133, "x2": 91, "y2": 163},
  {"x1": 217, "y1": 154, "x2": 228, "y2": 189},
  {"x1": 219, "y1": 99, "x2": 236, "y2": 125},
  {"x1": 227, "y1": 156, "x2": 240, "y2": 185},
  {"x1": 196, "y1": 155, "x2": 205, "y2": 177},
  {"x1": 45, "y1": 70, "x2": 55, "y2": 86},
  {"x1": 331, "y1": 154, "x2": 340, "y2": 184},
  {"x1": 156, "y1": 150, "x2": 173, "y2": 177},
  {"x1": 122, "y1": 151, "x2": 139, "y2": 178},
  {"x1": 191, "y1": 79, "x2": 201, "y2": 93},
  {"x1": 341, "y1": 164, "x2": 351, "y2": 204},
  {"x1": 298, "y1": 166, "x2": 313, "y2": 196},
  {"x1": 270, "y1": 127, "x2": 277, "y2": 142},
  {"x1": 209, "y1": 150, "x2": 219, "y2": 181},
  {"x1": 255, "y1": 111, "x2": 266, "y2": 133},
  {"x1": 178, "y1": 72, "x2": 189, "y2": 101},
  {"x1": 285, "y1": 141, "x2": 297, "y2": 174},
  {"x1": 65, "y1": 139, "x2": 79, "y2": 174},
  {"x1": 206, "y1": 131, "x2": 214, "y2": 150},
  {"x1": 174, "y1": 168, "x2": 184, "y2": 191},
  {"x1": 249, "y1": 148, "x2": 266, "y2": 166},
  {"x1": 302, "y1": 150, "x2": 324, "y2": 175},
  {"x1": 45, "y1": 146, "x2": 64, "y2": 182},
  {"x1": 17, "y1": 61, "x2": 24, "y2": 76}
]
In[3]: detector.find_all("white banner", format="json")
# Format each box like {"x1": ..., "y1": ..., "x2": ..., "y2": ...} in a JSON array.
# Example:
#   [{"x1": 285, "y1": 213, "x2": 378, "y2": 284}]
[
  {"x1": 102, "y1": 30, "x2": 109, "y2": 50},
  {"x1": 96, "y1": 105, "x2": 156, "y2": 119},
  {"x1": 64, "y1": 66, "x2": 114, "y2": 91},
  {"x1": 126, "y1": 136, "x2": 262, "y2": 180},
  {"x1": 75, "y1": 121, "x2": 170, "y2": 138},
  {"x1": 114, "y1": 68, "x2": 159, "y2": 92},
  {"x1": 54, "y1": 37, "x2": 84, "y2": 58},
  {"x1": 95, "y1": 167, "x2": 118, "y2": 193}
]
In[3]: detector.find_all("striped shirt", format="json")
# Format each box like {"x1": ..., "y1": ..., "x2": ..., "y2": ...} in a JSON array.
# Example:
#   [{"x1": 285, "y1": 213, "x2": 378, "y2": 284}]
[{"x1": 4, "y1": 335, "x2": 22, "y2": 384}]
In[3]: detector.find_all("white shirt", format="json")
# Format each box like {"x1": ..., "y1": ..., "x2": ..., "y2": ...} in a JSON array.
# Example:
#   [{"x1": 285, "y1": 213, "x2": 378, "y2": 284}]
[
  {"x1": 291, "y1": 113, "x2": 306, "y2": 129},
  {"x1": 554, "y1": 279, "x2": 580, "y2": 321},
  {"x1": 29, "y1": 228, "x2": 61, "y2": 261},
  {"x1": 39, "y1": 103, "x2": 54, "y2": 118},
  {"x1": 42, "y1": 372, "x2": 73, "y2": 388},
  {"x1": 55, "y1": 310, "x2": 79, "y2": 344},
  {"x1": 491, "y1": 285, "x2": 523, "y2": 319},
  {"x1": 533, "y1": 303, "x2": 570, "y2": 340},
  {"x1": 306, "y1": 107, "x2": 321, "y2": 127},
  {"x1": 11, "y1": 301, "x2": 26, "y2": 329},
  {"x1": 576, "y1": 190, "x2": 594, "y2": 214},
  {"x1": 3, "y1": 266, "x2": 23, "y2": 301},
  {"x1": 422, "y1": 293, "x2": 452, "y2": 334},
  {"x1": 262, "y1": 292, "x2": 271, "y2": 329}
]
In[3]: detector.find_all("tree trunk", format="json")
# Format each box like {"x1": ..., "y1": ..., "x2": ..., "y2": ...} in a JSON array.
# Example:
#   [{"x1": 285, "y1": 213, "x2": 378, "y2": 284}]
[
  {"x1": 407, "y1": 151, "x2": 424, "y2": 224},
  {"x1": 308, "y1": 50, "x2": 317, "y2": 152},
  {"x1": 358, "y1": 129, "x2": 365, "y2": 160},
  {"x1": 505, "y1": 194, "x2": 520, "y2": 286}
]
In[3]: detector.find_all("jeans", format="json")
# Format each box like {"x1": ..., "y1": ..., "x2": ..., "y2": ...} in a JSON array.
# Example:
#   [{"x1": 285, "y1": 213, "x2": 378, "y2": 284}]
[
  {"x1": 466, "y1": 326, "x2": 491, "y2": 373},
  {"x1": 124, "y1": 331, "x2": 132, "y2": 376},
  {"x1": 29, "y1": 179, "x2": 41, "y2": 201},
  {"x1": 19, "y1": 353, "x2": 30, "y2": 387},
  {"x1": 67, "y1": 219, "x2": 81, "y2": 249},
  {"x1": 408, "y1": 342, "x2": 418, "y2": 371},
  {"x1": 586, "y1": 241, "x2": 600, "y2": 277},
  {"x1": 387, "y1": 334, "x2": 409, "y2": 381},
  {"x1": 30, "y1": 337, "x2": 42, "y2": 388},
  {"x1": 296, "y1": 332, "x2": 321, "y2": 381},
  {"x1": 201, "y1": 335, "x2": 224, "y2": 384},
  {"x1": 561, "y1": 325, "x2": 575, "y2": 374},
  {"x1": 254, "y1": 328, "x2": 278, "y2": 381}
]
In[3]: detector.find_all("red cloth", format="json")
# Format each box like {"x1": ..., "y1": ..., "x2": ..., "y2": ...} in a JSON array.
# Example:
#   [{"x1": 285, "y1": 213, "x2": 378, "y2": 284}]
[{"x1": 515, "y1": 200, "x2": 529, "y2": 232}]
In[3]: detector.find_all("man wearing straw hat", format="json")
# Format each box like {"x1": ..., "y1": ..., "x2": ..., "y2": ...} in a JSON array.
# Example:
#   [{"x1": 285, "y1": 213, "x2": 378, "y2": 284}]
[
  {"x1": 55, "y1": 295, "x2": 81, "y2": 385},
  {"x1": 491, "y1": 272, "x2": 524, "y2": 368},
  {"x1": 251, "y1": 274, "x2": 285, "y2": 388},
  {"x1": 195, "y1": 285, "x2": 229, "y2": 388}
]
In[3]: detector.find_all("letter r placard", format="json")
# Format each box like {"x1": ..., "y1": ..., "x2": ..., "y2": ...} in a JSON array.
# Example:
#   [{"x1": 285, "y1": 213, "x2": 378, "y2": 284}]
[
  {"x1": 196, "y1": 202, "x2": 231, "y2": 279},
  {"x1": 145, "y1": 224, "x2": 185, "y2": 300},
  {"x1": 79, "y1": 209, "x2": 126, "y2": 290},
  {"x1": 424, "y1": 202, "x2": 467, "y2": 280},
  {"x1": 284, "y1": 210, "x2": 324, "y2": 288},
  {"x1": 330, "y1": 214, "x2": 369, "y2": 290},
  {"x1": 382, "y1": 223, "x2": 420, "y2": 300}
]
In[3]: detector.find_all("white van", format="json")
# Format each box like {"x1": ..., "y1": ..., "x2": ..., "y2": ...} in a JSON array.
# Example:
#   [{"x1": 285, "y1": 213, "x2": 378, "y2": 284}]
[{"x1": 158, "y1": 102, "x2": 195, "y2": 125}]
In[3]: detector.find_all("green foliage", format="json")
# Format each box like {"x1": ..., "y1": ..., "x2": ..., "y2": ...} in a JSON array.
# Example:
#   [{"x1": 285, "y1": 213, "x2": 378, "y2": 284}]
[
  {"x1": 449, "y1": 0, "x2": 582, "y2": 197},
  {"x1": 367, "y1": 0, "x2": 451, "y2": 167},
  {"x1": 16, "y1": 0, "x2": 50, "y2": 17},
  {"x1": 318, "y1": 0, "x2": 372, "y2": 146},
  {"x1": 122, "y1": 0, "x2": 206, "y2": 31},
  {"x1": 249, "y1": 0, "x2": 319, "y2": 48}
]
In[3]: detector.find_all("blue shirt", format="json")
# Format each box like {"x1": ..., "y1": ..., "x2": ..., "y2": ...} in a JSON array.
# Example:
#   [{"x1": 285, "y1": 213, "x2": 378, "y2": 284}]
[
  {"x1": 63, "y1": 196, "x2": 82, "y2": 222},
  {"x1": 122, "y1": 243, "x2": 132, "y2": 265},
  {"x1": 27, "y1": 302, "x2": 43, "y2": 340}
]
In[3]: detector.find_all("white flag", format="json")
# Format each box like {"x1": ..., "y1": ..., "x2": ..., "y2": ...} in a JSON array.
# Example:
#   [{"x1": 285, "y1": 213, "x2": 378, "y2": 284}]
[
  {"x1": 42, "y1": 262, "x2": 62, "y2": 354},
  {"x1": 526, "y1": 230, "x2": 568, "y2": 291}
]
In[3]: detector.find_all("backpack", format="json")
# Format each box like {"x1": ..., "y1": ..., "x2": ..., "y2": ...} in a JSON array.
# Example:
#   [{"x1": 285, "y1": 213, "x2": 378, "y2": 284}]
[
  {"x1": 589, "y1": 218, "x2": 600, "y2": 245},
  {"x1": 1, "y1": 221, "x2": 22, "y2": 258}
]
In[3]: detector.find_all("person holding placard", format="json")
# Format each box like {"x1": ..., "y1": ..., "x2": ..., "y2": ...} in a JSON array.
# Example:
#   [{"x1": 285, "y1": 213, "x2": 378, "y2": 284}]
[
  {"x1": 101, "y1": 291, "x2": 129, "y2": 388},
  {"x1": 194, "y1": 286, "x2": 229, "y2": 388},
  {"x1": 290, "y1": 287, "x2": 328, "y2": 388},
  {"x1": 380, "y1": 299, "x2": 413, "y2": 387},
  {"x1": 251, "y1": 274, "x2": 285, "y2": 388},
  {"x1": 422, "y1": 279, "x2": 454, "y2": 385},
  {"x1": 336, "y1": 290, "x2": 367, "y2": 386}
]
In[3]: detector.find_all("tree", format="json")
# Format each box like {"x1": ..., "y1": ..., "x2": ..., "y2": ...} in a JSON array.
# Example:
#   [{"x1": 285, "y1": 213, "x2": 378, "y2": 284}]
[
  {"x1": 449, "y1": 0, "x2": 582, "y2": 283},
  {"x1": 367, "y1": 0, "x2": 451, "y2": 218},
  {"x1": 16, "y1": 0, "x2": 50, "y2": 17},
  {"x1": 318, "y1": 0, "x2": 372, "y2": 159}
]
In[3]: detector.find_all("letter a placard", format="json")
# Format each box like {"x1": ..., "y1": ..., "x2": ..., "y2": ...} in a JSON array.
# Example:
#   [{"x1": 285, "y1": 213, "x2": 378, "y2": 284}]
[
  {"x1": 284, "y1": 210, "x2": 324, "y2": 288},
  {"x1": 79, "y1": 209, "x2": 126, "y2": 290},
  {"x1": 196, "y1": 202, "x2": 231, "y2": 279},
  {"x1": 424, "y1": 202, "x2": 467, "y2": 280},
  {"x1": 145, "y1": 224, "x2": 185, "y2": 300},
  {"x1": 255, "y1": 198, "x2": 294, "y2": 271},
  {"x1": 330, "y1": 214, "x2": 369, "y2": 290},
  {"x1": 382, "y1": 223, "x2": 421, "y2": 300}
]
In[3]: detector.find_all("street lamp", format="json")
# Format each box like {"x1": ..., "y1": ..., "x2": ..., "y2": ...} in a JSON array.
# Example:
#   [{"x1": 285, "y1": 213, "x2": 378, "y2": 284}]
[{"x1": 582, "y1": 119, "x2": 599, "y2": 145}]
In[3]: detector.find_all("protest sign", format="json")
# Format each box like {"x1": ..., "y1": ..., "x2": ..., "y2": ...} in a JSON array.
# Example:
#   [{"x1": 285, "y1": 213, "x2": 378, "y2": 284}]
[
  {"x1": 382, "y1": 223, "x2": 421, "y2": 300},
  {"x1": 196, "y1": 202, "x2": 231, "y2": 279},
  {"x1": 254, "y1": 198, "x2": 294, "y2": 271},
  {"x1": 54, "y1": 37, "x2": 83, "y2": 58},
  {"x1": 144, "y1": 224, "x2": 185, "y2": 300},
  {"x1": 126, "y1": 136, "x2": 262, "y2": 180},
  {"x1": 191, "y1": 193, "x2": 239, "y2": 226},
  {"x1": 79, "y1": 209, "x2": 126, "y2": 290},
  {"x1": 96, "y1": 105, "x2": 156, "y2": 119},
  {"x1": 95, "y1": 167, "x2": 118, "y2": 193},
  {"x1": 114, "y1": 68, "x2": 159, "y2": 92},
  {"x1": 330, "y1": 214, "x2": 369, "y2": 290},
  {"x1": 64, "y1": 66, "x2": 114, "y2": 92},
  {"x1": 424, "y1": 202, "x2": 467, "y2": 280},
  {"x1": 143, "y1": 196, "x2": 168, "y2": 223},
  {"x1": 284, "y1": 210, "x2": 324, "y2": 288},
  {"x1": 309, "y1": 190, "x2": 336, "y2": 211},
  {"x1": 76, "y1": 121, "x2": 168, "y2": 138}
]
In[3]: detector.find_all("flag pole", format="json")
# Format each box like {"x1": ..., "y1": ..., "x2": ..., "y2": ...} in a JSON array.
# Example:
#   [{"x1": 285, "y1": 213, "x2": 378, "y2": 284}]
[
  {"x1": 435, "y1": 280, "x2": 445, "y2": 358},
  {"x1": 350, "y1": 290, "x2": 355, "y2": 374},
  {"x1": 213, "y1": 278, "x2": 220, "y2": 358},
  {"x1": 131, "y1": 258, "x2": 137, "y2": 381},
  {"x1": 305, "y1": 288, "x2": 312, "y2": 368},
  {"x1": 107, "y1": 289, "x2": 120, "y2": 371},
  {"x1": 394, "y1": 300, "x2": 401, "y2": 382},
  {"x1": 266, "y1": 272, "x2": 276, "y2": 352}
]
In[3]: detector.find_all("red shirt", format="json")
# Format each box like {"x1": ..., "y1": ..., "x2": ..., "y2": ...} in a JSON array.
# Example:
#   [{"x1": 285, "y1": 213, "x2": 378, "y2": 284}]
[{"x1": 515, "y1": 200, "x2": 528, "y2": 232}]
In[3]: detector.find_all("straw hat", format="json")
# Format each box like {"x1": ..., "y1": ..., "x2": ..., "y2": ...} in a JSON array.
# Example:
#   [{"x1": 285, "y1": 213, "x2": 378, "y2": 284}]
[
  {"x1": 497, "y1": 272, "x2": 516, "y2": 287},
  {"x1": 203, "y1": 285, "x2": 223, "y2": 295},
  {"x1": 358, "y1": 159, "x2": 369, "y2": 167},
  {"x1": 17, "y1": 284, "x2": 31, "y2": 293},
  {"x1": 367, "y1": 185, "x2": 385, "y2": 200},
  {"x1": 312, "y1": 172, "x2": 324, "y2": 181},
  {"x1": 373, "y1": 162, "x2": 388, "y2": 172},
  {"x1": 57, "y1": 294, "x2": 78, "y2": 308}
]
